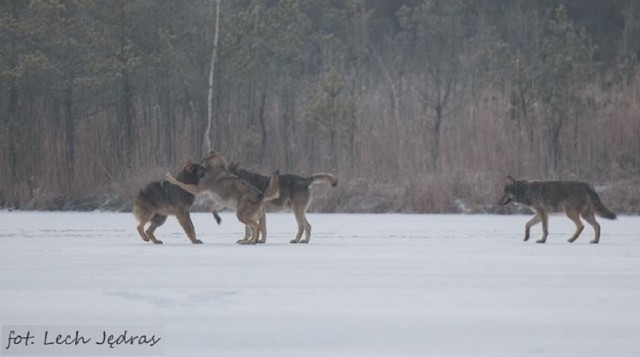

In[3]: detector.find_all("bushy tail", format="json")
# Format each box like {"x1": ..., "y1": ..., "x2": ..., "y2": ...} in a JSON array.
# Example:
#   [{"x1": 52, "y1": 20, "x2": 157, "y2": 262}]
[
  {"x1": 309, "y1": 173, "x2": 338, "y2": 187},
  {"x1": 588, "y1": 187, "x2": 617, "y2": 219},
  {"x1": 262, "y1": 170, "x2": 280, "y2": 202}
]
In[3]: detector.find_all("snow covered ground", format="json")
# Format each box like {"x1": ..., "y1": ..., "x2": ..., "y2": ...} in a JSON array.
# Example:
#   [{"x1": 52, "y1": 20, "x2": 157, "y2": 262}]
[{"x1": 1, "y1": 211, "x2": 639, "y2": 356}]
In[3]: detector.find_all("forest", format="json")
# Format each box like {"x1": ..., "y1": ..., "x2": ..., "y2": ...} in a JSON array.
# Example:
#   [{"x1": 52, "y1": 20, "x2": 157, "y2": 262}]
[{"x1": 1, "y1": 0, "x2": 639, "y2": 213}]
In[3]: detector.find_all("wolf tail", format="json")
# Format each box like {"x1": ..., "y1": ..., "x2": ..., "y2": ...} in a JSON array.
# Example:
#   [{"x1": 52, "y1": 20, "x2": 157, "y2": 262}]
[
  {"x1": 309, "y1": 173, "x2": 338, "y2": 187},
  {"x1": 587, "y1": 186, "x2": 617, "y2": 219},
  {"x1": 262, "y1": 170, "x2": 280, "y2": 202}
]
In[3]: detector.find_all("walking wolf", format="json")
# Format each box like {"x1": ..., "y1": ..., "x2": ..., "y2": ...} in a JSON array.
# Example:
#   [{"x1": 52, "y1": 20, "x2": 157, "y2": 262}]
[{"x1": 499, "y1": 176, "x2": 616, "y2": 244}]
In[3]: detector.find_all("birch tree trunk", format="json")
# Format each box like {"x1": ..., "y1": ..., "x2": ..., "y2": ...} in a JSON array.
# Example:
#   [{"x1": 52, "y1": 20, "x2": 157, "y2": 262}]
[{"x1": 203, "y1": 0, "x2": 220, "y2": 154}]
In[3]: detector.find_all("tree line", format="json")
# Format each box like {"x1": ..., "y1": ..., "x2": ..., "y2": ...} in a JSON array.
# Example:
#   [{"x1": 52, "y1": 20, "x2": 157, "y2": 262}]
[{"x1": 1, "y1": 0, "x2": 639, "y2": 213}]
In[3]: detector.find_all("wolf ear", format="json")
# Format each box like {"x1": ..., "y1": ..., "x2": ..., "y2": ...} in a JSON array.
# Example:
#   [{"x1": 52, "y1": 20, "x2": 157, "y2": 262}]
[
  {"x1": 506, "y1": 175, "x2": 516, "y2": 185},
  {"x1": 183, "y1": 162, "x2": 194, "y2": 173}
]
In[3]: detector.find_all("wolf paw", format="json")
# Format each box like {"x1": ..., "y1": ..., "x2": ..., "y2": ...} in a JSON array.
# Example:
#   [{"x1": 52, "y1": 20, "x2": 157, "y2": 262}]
[
  {"x1": 590, "y1": 240, "x2": 599, "y2": 244},
  {"x1": 193, "y1": 239, "x2": 203, "y2": 244},
  {"x1": 535, "y1": 239, "x2": 546, "y2": 244},
  {"x1": 289, "y1": 239, "x2": 299, "y2": 244},
  {"x1": 153, "y1": 240, "x2": 163, "y2": 244},
  {"x1": 237, "y1": 239, "x2": 257, "y2": 245}
]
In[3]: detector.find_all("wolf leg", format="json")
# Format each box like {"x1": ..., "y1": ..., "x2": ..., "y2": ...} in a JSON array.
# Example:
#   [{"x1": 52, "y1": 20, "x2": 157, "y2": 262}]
[
  {"x1": 212, "y1": 210, "x2": 222, "y2": 224},
  {"x1": 135, "y1": 210, "x2": 154, "y2": 242},
  {"x1": 236, "y1": 208, "x2": 259, "y2": 245},
  {"x1": 245, "y1": 219, "x2": 260, "y2": 244},
  {"x1": 145, "y1": 224, "x2": 162, "y2": 244},
  {"x1": 524, "y1": 215, "x2": 541, "y2": 242},
  {"x1": 258, "y1": 214, "x2": 267, "y2": 244},
  {"x1": 137, "y1": 222, "x2": 150, "y2": 242},
  {"x1": 145, "y1": 214, "x2": 167, "y2": 244},
  {"x1": 581, "y1": 212, "x2": 601, "y2": 244},
  {"x1": 176, "y1": 211, "x2": 202, "y2": 244},
  {"x1": 210, "y1": 203, "x2": 223, "y2": 225},
  {"x1": 253, "y1": 223, "x2": 262, "y2": 244},
  {"x1": 290, "y1": 206, "x2": 306, "y2": 244},
  {"x1": 237, "y1": 222, "x2": 259, "y2": 245},
  {"x1": 299, "y1": 212, "x2": 312, "y2": 244},
  {"x1": 237, "y1": 224, "x2": 261, "y2": 244},
  {"x1": 566, "y1": 210, "x2": 585, "y2": 243},
  {"x1": 290, "y1": 226, "x2": 303, "y2": 244},
  {"x1": 536, "y1": 212, "x2": 549, "y2": 243},
  {"x1": 237, "y1": 226, "x2": 251, "y2": 244}
]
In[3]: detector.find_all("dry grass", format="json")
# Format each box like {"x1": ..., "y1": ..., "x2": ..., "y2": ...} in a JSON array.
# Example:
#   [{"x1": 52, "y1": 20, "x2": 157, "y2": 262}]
[{"x1": 2, "y1": 73, "x2": 639, "y2": 214}]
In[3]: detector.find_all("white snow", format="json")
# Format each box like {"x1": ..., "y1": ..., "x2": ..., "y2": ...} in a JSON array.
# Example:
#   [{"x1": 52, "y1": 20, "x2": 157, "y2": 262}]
[{"x1": 1, "y1": 211, "x2": 639, "y2": 356}]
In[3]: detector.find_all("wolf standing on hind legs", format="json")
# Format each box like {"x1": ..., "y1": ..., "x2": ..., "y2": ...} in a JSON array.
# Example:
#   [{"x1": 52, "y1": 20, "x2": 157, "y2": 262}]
[
  {"x1": 165, "y1": 151, "x2": 280, "y2": 245},
  {"x1": 499, "y1": 176, "x2": 616, "y2": 244}
]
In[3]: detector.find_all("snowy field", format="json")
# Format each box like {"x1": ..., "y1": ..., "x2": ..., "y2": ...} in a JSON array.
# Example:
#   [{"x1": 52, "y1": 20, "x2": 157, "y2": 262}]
[{"x1": 1, "y1": 211, "x2": 639, "y2": 356}]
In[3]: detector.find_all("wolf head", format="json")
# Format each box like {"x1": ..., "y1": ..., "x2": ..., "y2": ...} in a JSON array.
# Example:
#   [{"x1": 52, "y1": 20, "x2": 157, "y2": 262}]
[
  {"x1": 499, "y1": 175, "x2": 527, "y2": 205},
  {"x1": 202, "y1": 151, "x2": 228, "y2": 171},
  {"x1": 176, "y1": 162, "x2": 206, "y2": 185}
]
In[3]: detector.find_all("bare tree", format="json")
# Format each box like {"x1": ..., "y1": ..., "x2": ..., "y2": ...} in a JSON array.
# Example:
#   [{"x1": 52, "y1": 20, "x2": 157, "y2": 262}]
[
  {"x1": 537, "y1": 6, "x2": 595, "y2": 176},
  {"x1": 203, "y1": 0, "x2": 220, "y2": 154},
  {"x1": 305, "y1": 67, "x2": 356, "y2": 171},
  {"x1": 397, "y1": 0, "x2": 474, "y2": 171}
]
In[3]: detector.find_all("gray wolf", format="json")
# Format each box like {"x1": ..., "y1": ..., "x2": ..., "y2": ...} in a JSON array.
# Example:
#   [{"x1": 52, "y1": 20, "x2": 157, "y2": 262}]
[
  {"x1": 133, "y1": 162, "x2": 206, "y2": 244},
  {"x1": 165, "y1": 151, "x2": 280, "y2": 245},
  {"x1": 228, "y1": 162, "x2": 337, "y2": 244},
  {"x1": 499, "y1": 175, "x2": 616, "y2": 244}
]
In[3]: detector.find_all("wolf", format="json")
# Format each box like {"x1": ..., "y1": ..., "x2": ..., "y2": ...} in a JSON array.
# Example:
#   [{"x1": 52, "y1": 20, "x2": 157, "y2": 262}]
[
  {"x1": 228, "y1": 162, "x2": 337, "y2": 244},
  {"x1": 165, "y1": 151, "x2": 280, "y2": 245},
  {"x1": 133, "y1": 162, "x2": 206, "y2": 244},
  {"x1": 499, "y1": 175, "x2": 616, "y2": 244}
]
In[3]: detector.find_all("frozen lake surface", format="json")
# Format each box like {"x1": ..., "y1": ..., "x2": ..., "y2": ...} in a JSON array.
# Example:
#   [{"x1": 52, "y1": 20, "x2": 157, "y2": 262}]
[{"x1": 1, "y1": 211, "x2": 639, "y2": 356}]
